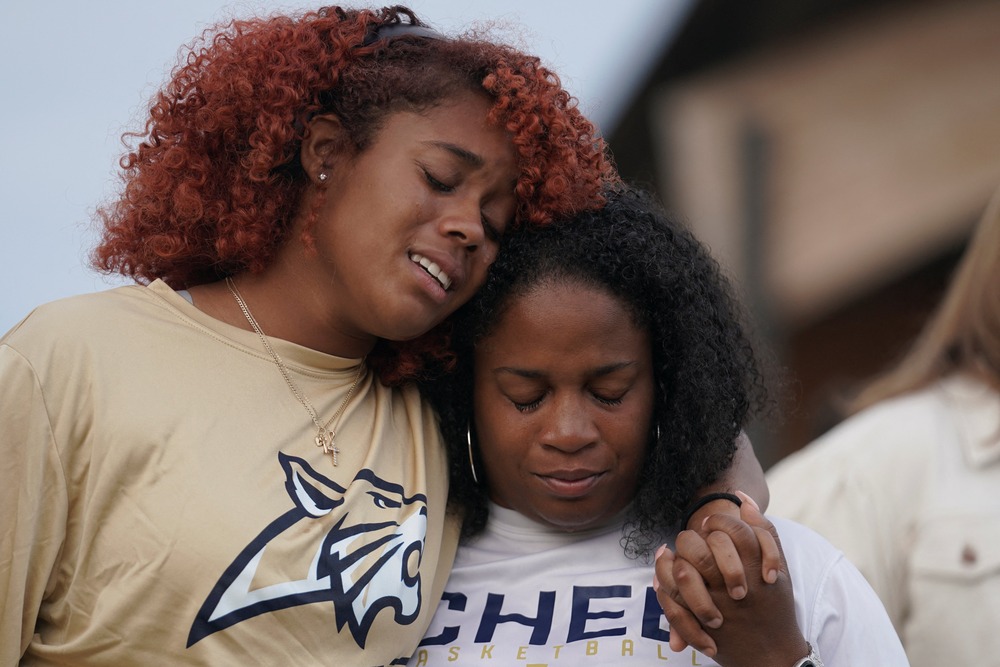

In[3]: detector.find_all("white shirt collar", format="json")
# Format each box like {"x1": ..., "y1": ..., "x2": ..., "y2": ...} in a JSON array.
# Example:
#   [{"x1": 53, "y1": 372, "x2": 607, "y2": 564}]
[{"x1": 940, "y1": 374, "x2": 1000, "y2": 468}]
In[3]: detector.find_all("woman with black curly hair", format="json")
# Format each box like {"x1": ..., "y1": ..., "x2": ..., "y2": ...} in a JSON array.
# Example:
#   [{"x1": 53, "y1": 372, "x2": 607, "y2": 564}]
[
  {"x1": 0, "y1": 5, "x2": 615, "y2": 665},
  {"x1": 412, "y1": 186, "x2": 906, "y2": 666}
]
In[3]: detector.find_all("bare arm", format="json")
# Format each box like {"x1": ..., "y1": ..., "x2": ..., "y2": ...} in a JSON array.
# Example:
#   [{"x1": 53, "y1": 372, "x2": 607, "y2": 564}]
[{"x1": 685, "y1": 431, "x2": 769, "y2": 530}]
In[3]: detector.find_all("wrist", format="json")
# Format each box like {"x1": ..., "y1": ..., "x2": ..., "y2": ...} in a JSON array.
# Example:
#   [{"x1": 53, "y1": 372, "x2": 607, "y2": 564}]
[
  {"x1": 753, "y1": 636, "x2": 811, "y2": 667},
  {"x1": 680, "y1": 492, "x2": 742, "y2": 531},
  {"x1": 724, "y1": 637, "x2": 814, "y2": 667},
  {"x1": 791, "y1": 643, "x2": 824, "y2": 667}
]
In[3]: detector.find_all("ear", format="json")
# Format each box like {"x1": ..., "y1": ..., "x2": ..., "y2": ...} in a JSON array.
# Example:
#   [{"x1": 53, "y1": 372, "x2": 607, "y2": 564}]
[{"x1": 300, "y1": 113, "x2": 351, "y2": 185}]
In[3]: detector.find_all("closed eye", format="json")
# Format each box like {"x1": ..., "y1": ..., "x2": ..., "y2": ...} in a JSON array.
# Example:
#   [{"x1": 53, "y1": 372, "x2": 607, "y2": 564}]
[
  {"x1": 423, "y1": 168, "x2": 455, "y2": 193},
  {"x1": 593, "y1": 394, "x2": 625, "y2": 407},
  {"x1": 511, "y1": 394, "x2": 545, "y2": 413},
  {"x1": 481, "y1": 214, "x2": 502, "y2": 243}
]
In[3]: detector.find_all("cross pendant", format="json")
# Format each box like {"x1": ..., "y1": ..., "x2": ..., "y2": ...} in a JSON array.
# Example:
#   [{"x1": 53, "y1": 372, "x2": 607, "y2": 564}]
[{"x1": 314, "y1": 429, "x2": 340, "y2": 466}]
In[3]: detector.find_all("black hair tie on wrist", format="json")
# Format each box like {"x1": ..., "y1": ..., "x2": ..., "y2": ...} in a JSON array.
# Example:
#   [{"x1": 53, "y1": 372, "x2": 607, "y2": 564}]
[{"x1": 680, "y1": 492, "x2": 743, "y2": 530}]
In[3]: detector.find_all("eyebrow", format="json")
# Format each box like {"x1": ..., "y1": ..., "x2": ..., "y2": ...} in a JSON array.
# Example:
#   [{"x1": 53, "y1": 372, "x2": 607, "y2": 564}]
[
  {"x1": 424, "y1": 140, "x2": 484, "y2": 168},
  {"x1": 494, "y1": 361, "x2": 637, "y2": 379}
]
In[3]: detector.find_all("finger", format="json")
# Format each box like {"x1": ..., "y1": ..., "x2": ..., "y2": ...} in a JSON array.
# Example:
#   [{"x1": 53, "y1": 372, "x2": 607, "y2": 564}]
[
  {"x1": 657, "y1": 584, "x2": 717, "y2": 657},
  {"x1": 704, "y1": 529, "x2": 748, "y2": 600},
  {"x1": 654, "y1": 531, "x2": 722, "y2": 628},
  {"x1": 653, "y1": 547, "x2": 690, "y2": 652},
  {"x1": 672, "y1": 553, "x2": 724, "y2": 629},
  {"x1": 674, "y1": 528, "x2": 724, "y2": 586},
  {"x1": 701, "y1": 511, "x2": 762, "y2": 566},
  {"x1": 653, "y1": 546, "x2": 691, "y2": 617},
  {"x1": 652, "y1": 544, "x2": 672, "y2": 593},
  {"x1": 737, "y1": 490, "x2": 785, "y2": 584},
  {"x1": 752, "y1": 526, "x2": 781, "y2": 584},
  {"x1": 669, "y1": 628, "x2": 688, "y2": 654}
]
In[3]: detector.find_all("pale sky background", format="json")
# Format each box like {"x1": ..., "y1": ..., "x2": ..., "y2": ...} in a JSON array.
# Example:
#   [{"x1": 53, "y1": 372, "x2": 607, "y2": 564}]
[{"x1": 0, "y1": 0, "x2": 691, "y2": 333}]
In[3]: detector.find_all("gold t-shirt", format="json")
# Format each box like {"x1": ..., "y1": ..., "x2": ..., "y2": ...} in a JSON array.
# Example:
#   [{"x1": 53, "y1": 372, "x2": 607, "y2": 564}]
[{"x1": 1, "y1": 281, "x2": 459, "y2": 666}]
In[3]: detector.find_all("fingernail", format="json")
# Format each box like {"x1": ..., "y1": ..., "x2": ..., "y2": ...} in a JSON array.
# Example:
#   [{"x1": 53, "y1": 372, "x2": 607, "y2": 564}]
[
  {"x1": 736, "y1": 490, "x2": 760, "y2": 512},
  {"x1": 766, "y1": 569, "x2": 778, "y2": 584},
  {"x1": 706, "y1": 617, "x2": 722, "y2": 629},
  {"x1": 731, "y1": 585, "x2": 746, "y2": 600},
  {"x1": 655, "y1": 544, "x2": 667, "y2": 559}
]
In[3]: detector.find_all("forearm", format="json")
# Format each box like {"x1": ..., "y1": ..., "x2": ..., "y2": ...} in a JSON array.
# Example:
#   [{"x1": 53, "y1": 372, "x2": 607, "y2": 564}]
[{"x1": 686, "y1": 432, "x2": 768, "y2": 529}]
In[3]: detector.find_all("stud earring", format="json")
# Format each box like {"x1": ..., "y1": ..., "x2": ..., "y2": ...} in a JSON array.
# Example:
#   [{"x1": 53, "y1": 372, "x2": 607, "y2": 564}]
[
  {"x1": 466, "y1": 423, "x2": 480, "y2": 485},
  {"x1": 318, "y1": 172, "x2": 328, "y2": 182}
]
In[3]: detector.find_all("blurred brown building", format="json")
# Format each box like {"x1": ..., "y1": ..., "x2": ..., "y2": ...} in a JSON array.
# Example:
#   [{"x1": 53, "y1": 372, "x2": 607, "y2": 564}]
[{"x1": 606, "y1": 0, "x2": 1000, "y2": 467}]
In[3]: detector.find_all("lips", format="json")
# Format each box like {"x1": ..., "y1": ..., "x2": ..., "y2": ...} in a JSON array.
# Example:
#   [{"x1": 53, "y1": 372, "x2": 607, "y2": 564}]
[
  {"x1": 409, "y1": 252, "x2": 453, "y2": 291},
  {"x1": 536, "y1": 470, "x2": 605, "y2": 498}
]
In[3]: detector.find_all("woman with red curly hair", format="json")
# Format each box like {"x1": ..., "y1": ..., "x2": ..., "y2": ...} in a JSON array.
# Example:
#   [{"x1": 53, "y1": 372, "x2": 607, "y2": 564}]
[{"x1": 0, "y1": 5, "x2": 613, "y2": 664}]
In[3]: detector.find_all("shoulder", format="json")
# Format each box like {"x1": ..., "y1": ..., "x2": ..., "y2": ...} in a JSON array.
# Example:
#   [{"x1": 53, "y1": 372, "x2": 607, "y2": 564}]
[
  {"x1": 766, "y1": 390, "x2": 942, "y2": 537},
  {"x1": 4, "y1": 285, "x2": 156, "y2": 340},
  {"x1": 809, "y1": 387, "x2": 950, "y2": 456},
  {"x1": 768, "y1": 385, "x2": 951, "y2": 489},
  {"x1": 2, "y1": 284, "x2": 175, "y2": 374}
]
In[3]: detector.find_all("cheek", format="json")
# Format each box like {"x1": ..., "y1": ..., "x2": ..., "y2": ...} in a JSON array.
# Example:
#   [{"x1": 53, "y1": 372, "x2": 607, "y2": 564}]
[
  {"x1": 476, "y1": 426, "x2": 524, "y2": 507},
  {"x1": 475, "y1": 406, "x2": 527, "y2": 473},
  {"x1": 465, "y1": 252, "x2": 496, "y2": 295},
  {"x1": 476, "y1": 412, "x2": 514, "y2": 459},
  {"x1": 478, "y1": 243, "x2": 499, "y2": 268},
  {"x1": 617, "y1": 408, "x2": 654, "y2": 467}
]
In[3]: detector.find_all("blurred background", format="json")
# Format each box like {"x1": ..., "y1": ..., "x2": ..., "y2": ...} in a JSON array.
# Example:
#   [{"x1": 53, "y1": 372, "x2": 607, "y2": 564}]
[
  {"x1": 3, "y1": 0, "x2": 999, "y2": 467},
  {"x1": 608, "y1": 0, "x2": 1000, "y2": 465}
]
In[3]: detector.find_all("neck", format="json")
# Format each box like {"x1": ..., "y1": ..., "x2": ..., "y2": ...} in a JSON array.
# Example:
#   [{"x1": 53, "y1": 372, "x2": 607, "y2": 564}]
[{"x1": 189, "y1": 272, "x2": 376, "y2": 358}]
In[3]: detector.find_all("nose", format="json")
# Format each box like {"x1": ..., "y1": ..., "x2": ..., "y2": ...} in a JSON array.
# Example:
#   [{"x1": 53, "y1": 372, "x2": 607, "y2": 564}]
[
  {"x1": 540, "y1": 394, "x2": 599, "y2": 454},
  {"x1": 439, "y1": 198, "x2": 486, "y2": 253}
]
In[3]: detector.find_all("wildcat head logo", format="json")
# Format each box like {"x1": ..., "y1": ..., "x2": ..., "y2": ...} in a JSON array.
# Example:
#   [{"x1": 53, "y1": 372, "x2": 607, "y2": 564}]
[{"x1": 187, "y1": 452, "x2": 428, "y2": 648}]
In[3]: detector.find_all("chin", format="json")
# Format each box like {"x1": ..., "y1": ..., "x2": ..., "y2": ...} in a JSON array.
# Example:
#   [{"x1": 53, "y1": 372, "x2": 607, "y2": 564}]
[
  {"x1": 536, "y1": 507, "x2": 612, "y2": 533},
  {"x1": 385, "y1": 310, "x2": 451, "y2": 342},
  {"x1": 378, "y1": 320, "x2": 442, "y2": 343}
]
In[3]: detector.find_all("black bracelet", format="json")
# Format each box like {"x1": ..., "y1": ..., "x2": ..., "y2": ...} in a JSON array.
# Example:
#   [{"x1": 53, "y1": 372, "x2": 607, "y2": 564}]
[{"x1": 680, "y1": 492, "x2": 743, "y2": 530}]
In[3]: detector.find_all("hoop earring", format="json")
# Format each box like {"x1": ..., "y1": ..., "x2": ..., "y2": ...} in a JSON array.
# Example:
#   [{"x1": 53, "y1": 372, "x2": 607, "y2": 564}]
[{"x1": 466, "y1": 423, "x2": 480, "y2": 485}]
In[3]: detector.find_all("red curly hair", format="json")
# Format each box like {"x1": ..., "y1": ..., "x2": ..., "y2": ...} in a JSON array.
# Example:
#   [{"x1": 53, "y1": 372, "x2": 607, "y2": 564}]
[{"x1": 92, "y1": 5, "x2": 615, "y2": 383}]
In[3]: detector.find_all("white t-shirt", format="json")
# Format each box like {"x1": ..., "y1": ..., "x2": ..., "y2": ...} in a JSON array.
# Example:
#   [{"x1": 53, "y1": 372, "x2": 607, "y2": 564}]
[{"x1": 409, "y1": 504, "x2": 908, "y2": 666}]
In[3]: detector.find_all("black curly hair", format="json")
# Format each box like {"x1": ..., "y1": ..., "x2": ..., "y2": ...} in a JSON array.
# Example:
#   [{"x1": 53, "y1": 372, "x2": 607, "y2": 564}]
[{"x1": 419, "y1": 185, "x2": 767, "y2": 558}]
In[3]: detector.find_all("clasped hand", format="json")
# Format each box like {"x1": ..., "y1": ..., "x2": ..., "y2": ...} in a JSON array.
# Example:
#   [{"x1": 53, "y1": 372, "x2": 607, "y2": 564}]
[{"x1": 653, "y1": 491, "x2": 810, "y2": 667}]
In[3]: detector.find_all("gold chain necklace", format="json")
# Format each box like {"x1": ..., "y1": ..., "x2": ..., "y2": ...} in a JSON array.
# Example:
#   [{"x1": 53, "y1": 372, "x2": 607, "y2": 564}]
[{"x1": 226, "y1": 277, "x2": 365, "y2": 467}]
